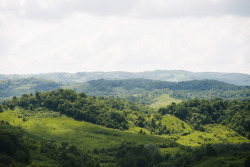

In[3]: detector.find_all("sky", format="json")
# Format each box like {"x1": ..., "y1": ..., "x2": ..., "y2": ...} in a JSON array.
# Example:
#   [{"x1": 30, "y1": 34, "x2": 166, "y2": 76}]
[{"x1": 0, "y1": 0, "x2": 250, "y2": 74}]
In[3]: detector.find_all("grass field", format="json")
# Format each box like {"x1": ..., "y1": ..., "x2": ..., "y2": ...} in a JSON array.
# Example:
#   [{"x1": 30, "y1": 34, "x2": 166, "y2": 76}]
[
  {"x1": 1, "y1": 108, "x2": 249, "y2": 151},
  {"x1": 149, "y1": 94, "x2": 182, "y2": 109},
  {"x1": 0, "y1": 108, "x2": 167, "y2": 151},
  {"x1": 177, "y1": 124, "x2": 250, "y2": 146}
]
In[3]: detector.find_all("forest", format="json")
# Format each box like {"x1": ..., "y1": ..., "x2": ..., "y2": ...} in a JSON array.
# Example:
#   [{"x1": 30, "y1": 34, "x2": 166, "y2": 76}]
[
  {"x1": 0, "y1": 87, "x2": 250, "y2": 166},
  {"x1": 1, "y1": 77, "x2": 249, "y2": 103}
]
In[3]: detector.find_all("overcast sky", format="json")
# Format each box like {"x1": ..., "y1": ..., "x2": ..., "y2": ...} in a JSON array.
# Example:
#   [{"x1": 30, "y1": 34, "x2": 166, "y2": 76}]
[{"x1": 0, "y1": 0, "x2": 250, "y2": 74}]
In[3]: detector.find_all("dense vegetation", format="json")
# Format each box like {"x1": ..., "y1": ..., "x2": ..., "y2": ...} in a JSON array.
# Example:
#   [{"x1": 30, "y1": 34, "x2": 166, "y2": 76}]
[
  {"x1": 158, "y1": 98, "x2": 250, "y2": 139},
  {"x1": 1, "y1": 123, "x2": 250, "y2": 167},
  {"x1": 2, "y1": 89, "x2": 151, "y2": 130},
  {"x1": 65, "y1": 79, "x2": 250, "y2": 104},
  {"x1": 1, "y1": 78, "x2": 249, "y2": 104},
  {"x1": 0, "y1": 124, "x2": 100, "y2": 167},
  {"x1": 1, "y1": 85, "x2": 250, "y2": 166}
]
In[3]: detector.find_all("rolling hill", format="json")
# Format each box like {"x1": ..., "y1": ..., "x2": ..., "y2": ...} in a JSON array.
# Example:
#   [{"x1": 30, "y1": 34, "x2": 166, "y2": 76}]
[
  {"x1": 1, "y1": 70, "x2": 250, "y2": 85},
  {"x1": 0, "y1": 78, "x2": 62, "y2": 101},
  {"x1": 0, "y1": 89, "x2": 250, "y2": 166}
]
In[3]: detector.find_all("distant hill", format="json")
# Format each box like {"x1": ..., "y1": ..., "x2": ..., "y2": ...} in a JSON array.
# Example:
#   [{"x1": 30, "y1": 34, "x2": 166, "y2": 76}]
[
  {"x1": 1, "y1": 77, "x2": 249, "y2": 102},
  {"x1": 86, "y1": 78, "x2": 245, "y2": 91},
  {"x1": 63, "y1": 79, "x2": 250, "y2": 103},
  {"x1": 1, "y1": 70, "x2": 250, "y2": 85},
  {"x1": 0, "y1": 78, "x2": 62, "y2": 101}
]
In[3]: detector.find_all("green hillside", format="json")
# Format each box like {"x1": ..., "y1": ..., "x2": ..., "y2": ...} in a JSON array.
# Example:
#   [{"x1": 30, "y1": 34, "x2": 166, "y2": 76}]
[
  {"x1": 1, "y1": 89, "x2": 250, "y2": 167},
  {"x1": 1, "y1": 107, "x2": 249, "y2": 167},
  {"x1": 149, "y1": 94, "x2": 182, "y2": 109},
  {"x1": 1, "y1": 78, "x2": 249, "y2": 103}
]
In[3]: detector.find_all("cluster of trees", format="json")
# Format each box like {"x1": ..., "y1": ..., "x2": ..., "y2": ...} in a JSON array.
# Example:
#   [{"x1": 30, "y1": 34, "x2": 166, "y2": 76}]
[
  {"x1": 0, "y1": 125, "x2": 29, "y2": 166},
  {"x1": 39, "y1": 140, "x2": 100, "y2": 167},
  {"x1": 171, "y1": 89, "x2": 250, "y2": 101},
  {"x1": 158, "y1": 98, "x2": 250, "y2": 138},
  {"x1": 2, "y1": 89, "x2": 249, "y2": 137},
  {"x1": 0, "y1": 124, "x2": 100, "y2": 167},
  {"x1": 96, "y1": 141, "x2": 250, "y2": 167},
  {"x1": 2, "y1": 89, "x2": 151, "y2": 130}
]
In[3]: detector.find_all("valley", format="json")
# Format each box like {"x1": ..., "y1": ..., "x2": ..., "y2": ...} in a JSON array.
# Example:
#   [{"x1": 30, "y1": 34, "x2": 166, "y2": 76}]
[{"x1": 0, "y1": 73, "x2": 250, "y2": 167}]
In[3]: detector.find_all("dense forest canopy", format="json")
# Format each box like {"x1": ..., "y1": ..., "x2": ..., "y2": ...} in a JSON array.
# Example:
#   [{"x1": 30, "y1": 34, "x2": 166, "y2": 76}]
[
  {"x1": 158, "y1": 98, "x2": 250, "y2": 139},
  {"x1": 67, "y1": 79, "x2": 250, "y2": 103},
  {"x1": 1, "y1": 78, "x2": 249, "y2": 103},
  {"x1": 1, "y1": 89, "x2": 151, "y2": 130}
]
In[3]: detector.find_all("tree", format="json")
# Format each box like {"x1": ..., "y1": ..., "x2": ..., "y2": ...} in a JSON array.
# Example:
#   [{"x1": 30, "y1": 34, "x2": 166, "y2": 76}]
[{"x1": 0, "y1": 104, "x2": 3, "y2": 113}]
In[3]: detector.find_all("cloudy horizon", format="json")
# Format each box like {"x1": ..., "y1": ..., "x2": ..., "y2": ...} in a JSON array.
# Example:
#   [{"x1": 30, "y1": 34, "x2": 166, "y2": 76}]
[{"x1": 0, "y1": 0, "x2": 250, "y2": 75}]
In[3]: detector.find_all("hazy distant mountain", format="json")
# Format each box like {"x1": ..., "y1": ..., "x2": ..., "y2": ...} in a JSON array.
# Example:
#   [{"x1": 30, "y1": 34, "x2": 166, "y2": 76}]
[
  {"x1": 0, "y1": 78, "x2": 62, "y2": 101},
  {"x1": 0, "y1": 70, "x2": 250, "y2": 86}
]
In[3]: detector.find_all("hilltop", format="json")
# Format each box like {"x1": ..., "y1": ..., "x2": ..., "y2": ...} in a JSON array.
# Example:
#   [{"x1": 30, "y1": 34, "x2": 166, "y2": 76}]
[{"x1": 1, "y1": 70, "x2": 250, "y2": 85}]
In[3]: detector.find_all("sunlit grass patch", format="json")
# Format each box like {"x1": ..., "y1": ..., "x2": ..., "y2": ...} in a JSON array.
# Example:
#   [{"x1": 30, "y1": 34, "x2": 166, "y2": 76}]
[
  {"x1": 177, "y1": 124, "x2": 250, "y2": 146},
  {"x1": 160, "y1": 114, "x2": 193, "y2": 134},
  {"x1": 0, "y1": 108, "x2": 167, "y2": 150},
  {"x1": 150, "y1": 94, "x2": 182, "y2": 109}
]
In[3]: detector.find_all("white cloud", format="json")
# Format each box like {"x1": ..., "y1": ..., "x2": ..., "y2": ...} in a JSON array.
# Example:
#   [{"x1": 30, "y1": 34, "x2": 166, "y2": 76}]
[{"x1": 0, "y1": 0, "x2": 249, "y2": 74}]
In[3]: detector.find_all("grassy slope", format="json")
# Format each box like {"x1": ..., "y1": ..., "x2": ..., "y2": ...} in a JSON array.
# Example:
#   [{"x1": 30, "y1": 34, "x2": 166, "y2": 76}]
[
  {"x1": 1, "y1": 108, "x2": 249, "y2": 150},
  {"x1": 1, "y1": 108, "x2": 250, "y2": 167},
  {"x1": 149, "y1": 94, "x2": 182, "y2": 109},
  {"x1": 177, "y1": 124, "x2": 249, "y2": 146},
  {"x1": 0, "y1": 108, "x2": 167, "y2": 150}
]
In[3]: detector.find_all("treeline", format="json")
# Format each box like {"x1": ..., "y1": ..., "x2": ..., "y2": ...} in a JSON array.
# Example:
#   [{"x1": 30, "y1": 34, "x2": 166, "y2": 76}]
[
  {"x1": 95, "y1": 141, "x2": 250, "y2": 167},
  {"x1": 158, "y1": 98, "x2": 250, "y2": 139},
  {"x1": 1, "y1": 89, "x2": 151, "y2": 130},
  {"x1": 171, "y1": 89, "x2": 250, "y2": 101},
  {"x1": 72, "y1": 79, "x2": 250, "y2": 104},
  {"x1": 87, "y1": 79, "x2": 246, "y2": 92},
  {"x1": 0, "y1": 124, "x2": 100, "y2": 167},
  {"x1": 117, "y1": 88, "x2": 249, "y2": 106}
]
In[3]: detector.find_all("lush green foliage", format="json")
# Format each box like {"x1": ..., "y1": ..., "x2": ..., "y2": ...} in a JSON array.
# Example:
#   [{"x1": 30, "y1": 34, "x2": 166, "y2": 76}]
[
  {"x1": 98, "y1": 141, "x2": 250, "y2": 167},
  {"x1": 0, "y1": 124, "x2": 100, "y2": 167},
  {"x1": 1, "y1": 87, "x2": 250, "y2": 166},
  {"x1": 0, "y1": 125, "x2": 29, "y2": 166},
  {"x1": 2, "y1": 89, "x2": 151, "y2": 130},
  {"x1": 159, "y1": 98, "x2": 250, "y2": 139}
]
